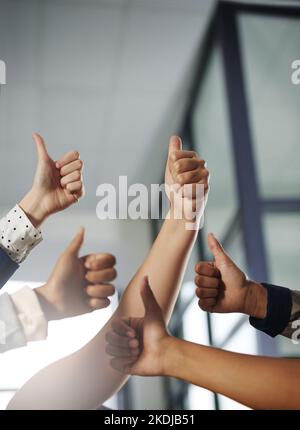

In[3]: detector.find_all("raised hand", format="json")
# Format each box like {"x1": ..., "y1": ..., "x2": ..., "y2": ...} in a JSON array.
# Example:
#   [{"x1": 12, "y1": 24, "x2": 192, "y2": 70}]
[
  {"x1": 195, "y1": 233, "x2": 267, "y2": 318},
  {"x1": 164, "y1": 136, "x2": 209, "y2": 223},
  {"x1": 35, "y1": 228, "x2": 117, "y2": 320},
  {"x1": 106, "y1": 276, "x2": 170, "y2": 376},
  {"x1": 19, "y1": 133, "x2": 85, "y2": 227}
]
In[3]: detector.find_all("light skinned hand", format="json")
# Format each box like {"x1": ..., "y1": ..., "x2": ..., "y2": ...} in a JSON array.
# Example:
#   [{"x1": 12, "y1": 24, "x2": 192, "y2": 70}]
[
  {"x1": 35, "y1": 228, "x2": 117, "y2": 320},
  {"x1": 195, "y1": 233, "x2": 267, "y2": 318},
  {"x1": 164, "y1": 136, "x2": 209, "y2": 221},
  {"x1": 19, "y1": 133, "x2": 85, "y2": 227}
]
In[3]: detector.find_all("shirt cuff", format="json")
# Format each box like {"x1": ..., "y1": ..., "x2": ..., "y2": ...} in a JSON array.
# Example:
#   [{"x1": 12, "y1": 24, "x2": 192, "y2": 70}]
[
  {"x1": 249, "y1": 283, "x2": 292, "y2": 338},
  {"x1": 0, "y1": 293, "x2": 27, "y2": 353},
  {"x1": 0, "y1": 205, "x2": 43, "y2": 263},
  {"x1": 10, "y1": 286, "x2": 48, "y2": 342}
]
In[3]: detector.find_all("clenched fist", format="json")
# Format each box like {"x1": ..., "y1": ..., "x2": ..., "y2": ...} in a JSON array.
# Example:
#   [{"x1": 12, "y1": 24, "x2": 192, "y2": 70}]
[{"x1": 35, "y1": 228, "x2": 117, "y2": 320}]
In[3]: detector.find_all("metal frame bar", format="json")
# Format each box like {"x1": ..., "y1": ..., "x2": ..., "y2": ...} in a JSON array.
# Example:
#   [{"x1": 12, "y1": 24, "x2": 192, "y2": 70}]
[
  {"x1": 262, "y1": 199, "x2": 300, "y2": 213},
  {"x1": 217, "y1": 2, "x2": 279, "y2": 356},
  {"x1": 154, "y1": 0, "x2": 300, "y2": 411},
  {"x1": 221, "y1": 0, "x2": 300, "y2": 16}
]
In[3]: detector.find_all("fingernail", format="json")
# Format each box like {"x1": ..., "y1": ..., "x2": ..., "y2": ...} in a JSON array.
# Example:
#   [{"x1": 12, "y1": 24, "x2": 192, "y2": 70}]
[{"x1": 55, "y1": 162, "x2": 60, "y2": 169}]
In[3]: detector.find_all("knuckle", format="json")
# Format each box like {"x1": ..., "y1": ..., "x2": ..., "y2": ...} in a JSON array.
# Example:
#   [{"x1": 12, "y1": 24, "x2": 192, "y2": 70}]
[
  {"x1": 87, "y1": 272, "x2": 96, "y2": 282},
  {"x1": 203, "y1": 169, "x2": 210, "y2": 180},
  {"x1": 173, "y1": 150, "x2": 182, "y2": 159},
  {"x1": 173, "y1": 160, "x2": 182, "y2": 173},
  {"x1": 110, "y1": 267, "x2": 117, "y2": 280},
  {"x1": 199, "y1": 289, "x2": 206, "y2": 298},
  {"x1": 195, "y1": 274, "x2": 203, "y2": 285},
  {"x1": 198, "y1": 299, "x2": 206, "y2": 311},
  {"x1": 170, "y1": 152, "x2": 177, "y2": 163},
  {"x1": 107, "y1": 284, "x2": 116, "y2": 296},
  {"x1": 177, "y1": 174, "x2": 185, "y2": 186},
  {"x1": 106, "y1": 253, "x2": 117, "y2": 267}
]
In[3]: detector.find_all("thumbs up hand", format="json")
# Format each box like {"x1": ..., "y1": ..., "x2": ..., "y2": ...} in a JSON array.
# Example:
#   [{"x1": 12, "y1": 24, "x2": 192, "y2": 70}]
[
  {"x1": 35, "y1": 228, "x2": 117, "y2": 320},
  {"x1": 106, "y1": 277, "x2": 170, "y2": 376},
  {"x1": 164, "y1": 136, "x2": 209, "y2": 223},
  {"x1": 19, "y1": 133, "x2": 85, "y2": 227},
  {"x1": 195, "y1": 233, "x2": 267, "y2": 318}
]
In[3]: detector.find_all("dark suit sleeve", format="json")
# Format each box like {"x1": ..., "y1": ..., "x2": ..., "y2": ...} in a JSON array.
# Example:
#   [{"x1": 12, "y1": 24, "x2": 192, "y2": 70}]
[
  {"x1": 0, "y1": 247, "x2": 19, "y2": 289},
  {"x1": 249, "y1": 283, "x2": 292, "y2": 338}
]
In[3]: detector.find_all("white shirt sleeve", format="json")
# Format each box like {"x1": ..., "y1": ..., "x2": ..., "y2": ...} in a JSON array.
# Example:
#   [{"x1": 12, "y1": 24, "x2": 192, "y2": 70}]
[
  {"x1": 10, "y1": 286, "x2": 48, "y2": 342},
  {"x1": 0, "y1": 205, "x2": 43, "y2": 263}
]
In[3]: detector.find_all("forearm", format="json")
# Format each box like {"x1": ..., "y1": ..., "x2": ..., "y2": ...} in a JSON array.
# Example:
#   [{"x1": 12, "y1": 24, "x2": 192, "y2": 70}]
[
  {"x1": 165, "y1": 337, "x2": 300, "y2": 409},
  {"x1": 8, "y1": 214, "x2": 199, "y2": 409},
  {"x1": 118, "y1": 213, "x2": 199, "y2": 321}
]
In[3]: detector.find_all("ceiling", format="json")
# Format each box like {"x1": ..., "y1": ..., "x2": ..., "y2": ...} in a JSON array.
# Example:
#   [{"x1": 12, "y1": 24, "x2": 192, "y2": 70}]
[
  {"x1": 0, "y1": 0, "x2": 214, "y2": 210},
  {"x1": 0, "y1": 0, "x2": 214, "y2": 284}
]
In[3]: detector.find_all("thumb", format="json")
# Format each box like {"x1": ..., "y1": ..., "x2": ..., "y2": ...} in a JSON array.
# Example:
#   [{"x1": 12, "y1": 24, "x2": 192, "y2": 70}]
[
  {"x1": 67, "y1": 227, "x2": 85, "y2": 255},
  {"x1": 168, "y1": 135, "x2": 182, "y2": 157},
  {"x1": 33, "y1": 133, "x2": 49, "y2": 162},
  {"x1": 207, "y1": 233, "x2": 228, "y2": 264},
  {"x1": 140, "y1": 276, "x2": 162, "y2": 319}
]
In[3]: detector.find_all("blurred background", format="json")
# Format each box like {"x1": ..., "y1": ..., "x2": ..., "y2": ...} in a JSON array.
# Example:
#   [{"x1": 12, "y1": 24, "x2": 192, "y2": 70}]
[{"x1": 0, "y1": 0, "x2": 299, "y2": 410}]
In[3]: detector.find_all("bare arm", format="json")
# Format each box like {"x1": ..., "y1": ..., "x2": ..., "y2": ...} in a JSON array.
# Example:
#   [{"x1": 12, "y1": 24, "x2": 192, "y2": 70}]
[
  {"x1": 8, "y1": 216, "x2": 198, "y2": 410},
  {"x1": 165, "y1": 338, "x2": 300, "y2": 410},
  {"x1": 107, "y1": 279, "x2": 300, "y2": 410},
  {"x1": 8, "y1": 136, "x2": 208, "y2": 409}
]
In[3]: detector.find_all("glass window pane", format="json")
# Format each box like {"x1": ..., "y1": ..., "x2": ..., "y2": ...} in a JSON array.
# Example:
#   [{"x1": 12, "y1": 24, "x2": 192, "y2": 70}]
[
  {"x1": 191, "y1": 44, "x2": 238, "y2": 244},
  {"x1": 263, "y1": 213, "x2": 300, "y2": 357},
  {"x1": 264, "y1": 213, "x2": 300, "y2": 292},
  {"x1": 182, "y1": 291, "x2": 214, "y2": 410},
  {"x1": 238, "y1": 13, "x2": 300, "y2": 198},
  {"x1": 218, "y1": 322, "x2": 257, "y2": 410},
  {"x1": 0, "y1": 280, "x2": 118, "y2": 409}
]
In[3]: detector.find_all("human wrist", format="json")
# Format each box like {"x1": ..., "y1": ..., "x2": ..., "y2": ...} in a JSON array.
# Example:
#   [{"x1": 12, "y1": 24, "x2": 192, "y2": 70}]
[
  {"x1": 244, "y1": 280, "x2": 268, "y2": 319},
  {"x1": 19, "y1": 190, "x2": 48, "y2": 228},
  {"x1": 161, "y1": 336, "x2": 185, "y2": 378},
  {"x1": 167, "y1": 207, "x2": 201, "y2": 233},
  {"x1": 34, "y1": 284, "x2": 59, "y2": 321}
]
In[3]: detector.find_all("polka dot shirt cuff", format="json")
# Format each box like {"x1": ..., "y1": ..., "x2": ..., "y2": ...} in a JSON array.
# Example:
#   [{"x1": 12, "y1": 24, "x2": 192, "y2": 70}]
[{"x1": 0, "y1": 205, "x2": 43, "y2": 263}]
